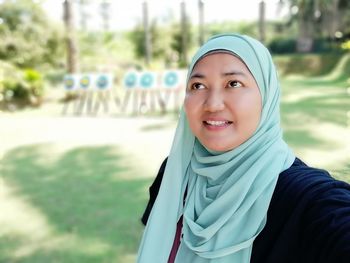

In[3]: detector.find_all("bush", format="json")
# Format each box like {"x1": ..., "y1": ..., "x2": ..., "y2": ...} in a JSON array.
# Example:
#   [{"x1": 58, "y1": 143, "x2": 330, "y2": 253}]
[
  {"x1": 0, "y1": 61, "x2": 44, "y2": 109},
  {"x1": 24, "y1": 68, "x2": 44, "y2": 98},
  {"x1": 268, "y1": 37, "x2": 345, "y2": 54},
  {"x1": 268, "y1": 38, "x2": 296, "y2": 54}
]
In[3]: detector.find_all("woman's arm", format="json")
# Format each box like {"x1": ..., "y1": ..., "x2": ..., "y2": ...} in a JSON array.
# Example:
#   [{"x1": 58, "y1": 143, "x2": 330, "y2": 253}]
[{"x1": 300, "y1": 177, "x2": 350, "y2": 262}]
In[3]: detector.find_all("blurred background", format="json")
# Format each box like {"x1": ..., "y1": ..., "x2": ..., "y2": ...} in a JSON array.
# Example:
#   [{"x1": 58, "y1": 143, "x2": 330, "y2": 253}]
[{"x1": 0, "y1": 0, "x2": 349, "y2": 262}]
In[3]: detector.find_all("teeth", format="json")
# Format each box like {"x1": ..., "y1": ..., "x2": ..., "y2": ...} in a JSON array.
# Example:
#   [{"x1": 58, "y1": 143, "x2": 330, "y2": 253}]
[{"x1": 206, "y1": 120, "x2": 228, "y2": 126}]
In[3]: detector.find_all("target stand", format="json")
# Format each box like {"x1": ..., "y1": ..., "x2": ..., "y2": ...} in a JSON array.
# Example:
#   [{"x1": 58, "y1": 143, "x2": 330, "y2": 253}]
[
  {"x1": 160, "y1": 70, "x2": 185, "y2": 113},
  {"x1": 121, "y1": 71, "x2": 139, "y2": 114},
  {"x1": 92, "y1": 73, "x2": 113, "y2": 115},
  {"x1": 138, "y1": 71, "x2": 158, "y2": 114},
  {"x1": 62, "y1": 74, "x2": 80, "y2": 115}
]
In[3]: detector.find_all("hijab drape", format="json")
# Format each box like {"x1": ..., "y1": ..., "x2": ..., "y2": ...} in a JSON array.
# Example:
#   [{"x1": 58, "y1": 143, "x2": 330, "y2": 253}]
[{"x1": 137, "y1": 34, "x2": 295, "y2": 263}]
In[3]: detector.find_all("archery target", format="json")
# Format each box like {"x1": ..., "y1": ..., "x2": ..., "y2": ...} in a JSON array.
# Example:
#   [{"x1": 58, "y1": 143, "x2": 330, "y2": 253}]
[
  {"x1": 123, "y1": 71, "x2": 139, "y2": 89},
  {"x1": 95, "y1": 73, "x2": 113, "y2": 90},
  {"x1": 79, "y1": 74, "x2": 91, "y2": 90},
  {"x1": 63, "y1": 74, "x2": 78, "y2": 91},
  {"x1": 162, "y1": 70, "x2": 183, "y2": 88},
  {"x1": 139, "y1": 71, "x2": 157, "y2": 89}
]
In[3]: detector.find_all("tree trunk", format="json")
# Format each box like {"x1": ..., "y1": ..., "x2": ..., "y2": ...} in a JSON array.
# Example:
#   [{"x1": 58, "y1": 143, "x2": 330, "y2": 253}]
[
  {"x1": 296, "y1": 18, "x2": 313, "y2": 52},
  {"x1": 180, "y1": 1, "x2": 188, "y2": 65},
  {"x1": 142, "y1": 1, "x2": 151, "y2": 66},
  {"x1": 296, "y1": 2, "x2": 313, "y2": 53},
  {"x1": 258, "y1": 0, "x2": 266, "y2": 43},
  {"x1": 198, "y1": 0, "x2": 204, "y2": 46},
  {"x1": 63, "y1": 0, "x2": 79, "y2": 73}
]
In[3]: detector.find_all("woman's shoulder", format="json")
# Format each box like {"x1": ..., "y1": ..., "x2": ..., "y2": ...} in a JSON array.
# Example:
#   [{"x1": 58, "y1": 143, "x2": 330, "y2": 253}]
[{"x1": 275, "y1": 157, "x2": 350, "y2": 199}]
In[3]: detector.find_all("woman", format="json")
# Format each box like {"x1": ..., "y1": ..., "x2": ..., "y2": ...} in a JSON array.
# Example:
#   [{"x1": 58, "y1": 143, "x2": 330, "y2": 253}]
[{"x1": 137, "y1": 34, "x2": 350, "y2": 262}]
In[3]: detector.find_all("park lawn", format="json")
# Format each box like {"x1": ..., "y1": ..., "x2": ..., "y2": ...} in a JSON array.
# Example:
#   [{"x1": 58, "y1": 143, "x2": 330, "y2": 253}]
[
  {"x1": 0, "y1": 75, "x2": 349, "y2": 262},
  {"x1": 280, "y1": 75, "x2": 350, "y2": 182},
  {"x1": 1, "y1": 145, "x2": 153, "y2": 263}
]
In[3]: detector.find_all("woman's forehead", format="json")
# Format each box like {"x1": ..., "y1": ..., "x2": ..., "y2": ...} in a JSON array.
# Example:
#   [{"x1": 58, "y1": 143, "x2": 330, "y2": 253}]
[
  {"x1": 193, "y1": 49, "x2": 243, "y2": 67},
  {"x1": 190, "y1": 52, "x2": 251, "y2": 76},
  {"x1": 190, "y1": 51, "x2": 255, "y2": 80}
]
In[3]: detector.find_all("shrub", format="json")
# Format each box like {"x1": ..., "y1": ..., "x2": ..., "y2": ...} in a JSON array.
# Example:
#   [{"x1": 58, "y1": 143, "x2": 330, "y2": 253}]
[
  {"x1": 0, "y1": 61, "x2": 44, "y2": 109},
  {"x1": 268, "y1": 38, "x2": 296, "y2": 54}
]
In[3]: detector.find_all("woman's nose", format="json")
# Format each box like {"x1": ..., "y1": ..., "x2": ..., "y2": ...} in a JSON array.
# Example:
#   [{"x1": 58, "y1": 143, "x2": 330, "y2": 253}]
[{"x1": 203, "y1": 89, "x2": 225, "y2": 112}]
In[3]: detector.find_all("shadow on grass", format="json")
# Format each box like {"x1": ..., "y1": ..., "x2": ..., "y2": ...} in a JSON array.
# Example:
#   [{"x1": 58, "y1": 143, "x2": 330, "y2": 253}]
[
  {"x1": 1, "y1": 144, "x2": 152, "y2": 263},
  {"x1": 281, "y1": 80, "x2": 350, "y2": 127},
  {"x1": 282, "y1": 128, "x2": 331, "y2": 150}
]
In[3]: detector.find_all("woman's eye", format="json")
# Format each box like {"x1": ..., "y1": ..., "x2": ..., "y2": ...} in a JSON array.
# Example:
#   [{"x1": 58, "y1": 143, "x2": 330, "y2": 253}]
[
  {"x1": 228, "y1": 80, "x2": 242, "y2": 88},
  {"x1": 191, "y1": 83, "x2": 205, "y2": 90}
]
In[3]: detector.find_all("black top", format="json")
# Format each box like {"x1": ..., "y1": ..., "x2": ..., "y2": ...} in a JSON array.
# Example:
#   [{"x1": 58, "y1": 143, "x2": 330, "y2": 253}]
[{"x1": 141, "y1": 158, "x2": 350, "y2": 263}]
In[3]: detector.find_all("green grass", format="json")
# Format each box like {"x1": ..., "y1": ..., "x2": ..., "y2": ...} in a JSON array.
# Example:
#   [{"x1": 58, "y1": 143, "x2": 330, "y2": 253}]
[
  {"x1": 280, "y1": 73, "x2": 350, "y2": 180},
  {"x1": 1, "y1": 144, "x2": 152, "y2": 263},
  {"x1": 273, "y1": 53, "x2": 344, "y2": 77}
]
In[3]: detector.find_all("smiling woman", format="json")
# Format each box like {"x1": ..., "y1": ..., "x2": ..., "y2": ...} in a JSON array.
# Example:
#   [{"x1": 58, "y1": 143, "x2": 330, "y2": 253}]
[
  {"x1": 185, "y1": 52, "x2": 262, "y2": 152},
  {"x1": 137, "y1": 34, "x2": 350, "y2": 263}
]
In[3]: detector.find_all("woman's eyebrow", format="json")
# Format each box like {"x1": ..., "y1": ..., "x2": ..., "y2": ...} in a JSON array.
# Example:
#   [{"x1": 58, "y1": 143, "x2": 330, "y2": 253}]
[
  {"x1": 222, "y1": 71, "x2": 247, "y2": 77},
  {"x1": 189, "y1": 72, "x2": 205, "y2": 79},
  {"x1": 190, "y1": 71, "x2": 247, "y2": 79}
]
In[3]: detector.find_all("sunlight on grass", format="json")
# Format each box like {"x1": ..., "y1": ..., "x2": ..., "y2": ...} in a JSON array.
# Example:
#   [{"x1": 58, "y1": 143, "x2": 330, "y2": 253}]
[
  {"x1": 280, "y1": 75, "x2": 350, "y2": 180},
  {"x1": 0, "y1": 144, "x2": 152, "y2": 262},
  {"x1": 285, "y1": 122, "x2": 349, "y2": 172},
  {"x1": 0, "y1": 179, "x2": 113, "y2": 261}
]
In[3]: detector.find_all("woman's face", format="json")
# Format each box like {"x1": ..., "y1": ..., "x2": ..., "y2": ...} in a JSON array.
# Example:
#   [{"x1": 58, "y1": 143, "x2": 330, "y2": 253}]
[{"x1": 184, "y1": 52, "x2": 262, "y2": 152}]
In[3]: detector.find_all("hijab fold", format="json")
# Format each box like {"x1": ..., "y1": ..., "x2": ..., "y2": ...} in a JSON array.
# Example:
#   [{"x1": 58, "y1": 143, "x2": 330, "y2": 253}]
[{"x1": 137, "y1": 34, "x2": 295, "y2": 263}]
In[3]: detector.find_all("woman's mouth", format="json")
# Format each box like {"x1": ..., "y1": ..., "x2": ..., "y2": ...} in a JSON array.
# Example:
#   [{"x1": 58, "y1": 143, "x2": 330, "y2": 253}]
[{"x1": 203, "y1": 120, "x2": 233, "y2": 130}]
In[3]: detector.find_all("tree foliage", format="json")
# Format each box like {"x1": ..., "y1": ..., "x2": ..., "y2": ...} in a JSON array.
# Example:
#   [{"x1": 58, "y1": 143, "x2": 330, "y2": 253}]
[
  {"x1": 0, "y1": 0, "x2": 65, "y2": 69},
  {"x1": 128, "y1": 20, "x2": 168, "y2": 64},
  {"x1": 278, "y1": 0, "x2": 350, "y2": 39}
]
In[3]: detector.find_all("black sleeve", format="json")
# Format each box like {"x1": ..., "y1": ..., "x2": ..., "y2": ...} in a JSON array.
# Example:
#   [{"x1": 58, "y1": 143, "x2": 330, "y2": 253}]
[
  {"x1": 141, "y1": 158, "x2": 168, "y2": 225},
  {"x1": 251, "y1": 159, "x2": 350, "y2": 263},
  {"x1": 300, "y1": 176, "x2": 350, "y2": 262}
]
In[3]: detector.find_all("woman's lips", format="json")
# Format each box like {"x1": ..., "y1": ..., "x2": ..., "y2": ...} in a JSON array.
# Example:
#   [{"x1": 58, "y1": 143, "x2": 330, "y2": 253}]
[{"x1": 203, "y1": 120, "x2": 233, "y2": 130}]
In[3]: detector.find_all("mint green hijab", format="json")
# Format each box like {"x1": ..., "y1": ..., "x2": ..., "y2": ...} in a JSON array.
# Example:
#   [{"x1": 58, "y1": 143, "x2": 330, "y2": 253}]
[{"x1": 137, "y1": 34, "x2": 295, "y2": 262}]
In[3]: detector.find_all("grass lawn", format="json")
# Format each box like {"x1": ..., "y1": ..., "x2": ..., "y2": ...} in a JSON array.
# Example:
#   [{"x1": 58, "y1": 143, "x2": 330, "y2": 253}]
[
  {"x1": 1, "y1": 144, "x2": 153, "y2": 263},
  {"x1": 0, "y1": 73, "x2": 349, "y2": 262},
  {"x1": 281, "y1": 75, "x2": 350, "y2": 181}
]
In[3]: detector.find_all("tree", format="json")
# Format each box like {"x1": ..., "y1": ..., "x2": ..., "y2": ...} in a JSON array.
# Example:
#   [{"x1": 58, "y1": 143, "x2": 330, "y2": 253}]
[
  {"x1": 63, "y1": 0, "x2": 79, "y2": 73},
  {"x1": 129, "y1": 20, "x2": 169, "y2": 65},
  {"x1": 258, "y1": 0, "x2": 266, "y2": 43},
  {"x1": 169, "y1": 1, "x2": 193, "y2": 68},
  {"x1": 180, "y1": 1, "x2": 188, "y2": 66},
  {"x1": 142, "y1": 1, "x2": 151, "y2": 65},
  {"x1": 0, "y1": 0, "x2": 64, "y2": 68},
  {"x1": 198, "y1": 0, "x2": 205, "y2": 45},
  {"x1": 278, "y1": 0, "x2": 350, "y2": 52}
]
